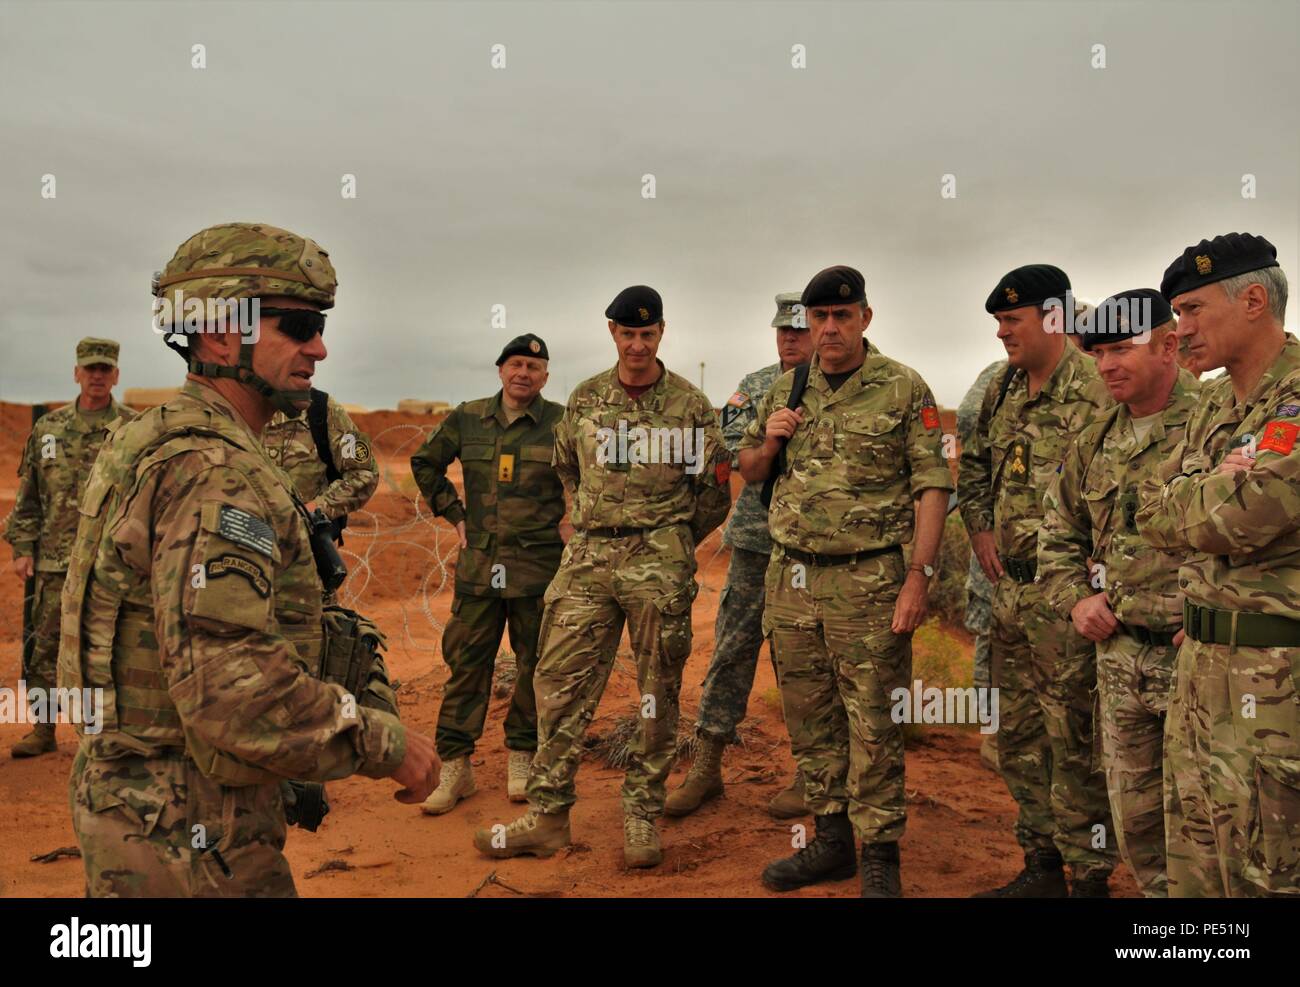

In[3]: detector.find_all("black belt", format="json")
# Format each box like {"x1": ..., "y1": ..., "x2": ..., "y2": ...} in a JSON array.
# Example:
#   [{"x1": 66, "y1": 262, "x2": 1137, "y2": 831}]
[
  {"x1": 587, "y1": 526, "x2": 653, "y2": 538},
  {"x1": 1183, "y1": 600, "x2": 1300, "y2": 648},
  {"x1": 1121, "y1": 624, "x2": 1179, "y2": 647},
  {"x1": 781, "y1": 545, "x2": 901, "y2": 568},
  {"x1": 1004, "y1": 557, "x2": 1037, "y2": 583}
]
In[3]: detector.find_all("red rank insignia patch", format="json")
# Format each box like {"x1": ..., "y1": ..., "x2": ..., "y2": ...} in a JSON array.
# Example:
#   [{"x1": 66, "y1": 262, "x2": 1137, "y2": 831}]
[
  {"x1": 716, "y1": 460, "x2": 732, "y2": 485},
  {"x1": 921, "y1": 406, "x2": 941, "y2": 430},
  {"x1": 1257, "y1": 420, "x2": 1299, "y2": 455}
]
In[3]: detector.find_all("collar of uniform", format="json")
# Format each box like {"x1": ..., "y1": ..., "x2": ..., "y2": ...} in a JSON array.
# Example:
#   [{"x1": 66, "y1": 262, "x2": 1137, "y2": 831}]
[
  {"x1": 1237, "y1": 332, "x2": 1300, "y2": 410},
  {"x1": 180, "y1": 379, "x2": 254, "y2": 435},
  {"x1": 1019, "y1": 341, "x2": 1083, "y2": 406},
  {"x1": 68, "y1": 396, "x2": 127, "y2": 432},
  {"x1": 484, "y1": 389, "x2": 544, "y2": 427},
  {"x1": 808, "y1": 339, "x2": 881, "y2": 405},
  {"x1": 600, "y1": 359, "x2": 669, "y2": 409}
]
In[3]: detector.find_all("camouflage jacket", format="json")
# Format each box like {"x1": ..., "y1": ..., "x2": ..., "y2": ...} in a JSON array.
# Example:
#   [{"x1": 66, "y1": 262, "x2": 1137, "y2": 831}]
[
  {"x1": 1039, "y1": 369, "x2": 1201, "y2": 629},
  {"x1": 959, "y1": 344, "x2": 1111, "y2": 561},
  {"x1": 958, "y1": 360, "x2": 1008, "y2": 603},
  {"x1": 741, "y1": 342, "x2": 954, "y2": 556},
  {"x1": 59, "y1": 381, "x2": 405, "y2": 781},
  {"x1": 261, "y1": 395, "x2": 378, "y2": 520},
  {"x1": 411, "y1": 390, "x2": 566, "y2": 598},
  {"x1": 720, "y1": 362, "x2": 782, "y2": 554},
  {"x1": 554, "y1": 361, "x2": 731, "y2": 543},
  {"x1": 4, "y1": 397, "x2": 134, "y2": 572},
  {"x1": 1138, "y1": 333, "x2": 1300, "y2": 620}
]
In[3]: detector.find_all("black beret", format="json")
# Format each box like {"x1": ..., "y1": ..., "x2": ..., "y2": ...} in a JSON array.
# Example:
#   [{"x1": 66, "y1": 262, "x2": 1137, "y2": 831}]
[
  {"x1": 1160, "y1": 232, "x2": 1279, "y2": 302},
  {"x1": 495, "y1": 332, "x2": 549, "y2": 365},
  {"x1": 1080, "y1": 289, "x2": 1173, "y2": 351},
  {"x1": 985, "y1": 264, "x2": 1071, "y2": 313},
  {"x1": 605, "y1": 285, "x2": 663, "y2": 327},
  {"x1": 801, "y1": 266, "x2": 866, "y2": 307}
]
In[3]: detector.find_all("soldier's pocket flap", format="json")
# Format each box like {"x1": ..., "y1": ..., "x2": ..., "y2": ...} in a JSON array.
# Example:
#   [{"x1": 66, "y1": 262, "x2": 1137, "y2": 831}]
[
  {"x1": 465, "y1": 531, "x2": 492, "y2": 550},
  {"x1": 1081, "y1": 472, "x2": 1120, "y2": 501},
  {"x1": 843, "y1": 411, "x2": 904, "y2": 436},
  {"x1": 1248, "y1": 754, "x2": 1300, "y2": 887},
  {"x1": 461, "y1": 444, "x2": 495, "y2": 461},
  {"x1": 520, "y1": 444, "x2": 553, "y2": 463},
  {"x1": 655, "y1": 580, "x2": 699, "y2": 617},
  {"x1": 1257, "y1": 755, "x2": 1300, "y2": 792},
  {"x1": 517, "y1": 530, "x2": 562, "y2": 549},
  {"x1": 83, "y1": 767, "x2": 168, "y2": 837}
]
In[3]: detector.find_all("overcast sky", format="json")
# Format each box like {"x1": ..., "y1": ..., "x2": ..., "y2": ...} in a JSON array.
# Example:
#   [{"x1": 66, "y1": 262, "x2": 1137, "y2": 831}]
[{"x1": 1, "y1": 0, "x2": 1297, "y2": 410}]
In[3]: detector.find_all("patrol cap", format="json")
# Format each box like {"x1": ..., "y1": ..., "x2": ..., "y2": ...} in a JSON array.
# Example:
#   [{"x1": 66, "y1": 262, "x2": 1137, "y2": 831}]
[
  {"x1": 605, "y1": 285, "x2": 663, "y2": 327},
  {"x1": 496, "y1": 332, "x2": 549, "y2": 365},
  {"x1": 801, "y1": 266, "x2": 866, "y2": 307},
  {"x1": 76, "y1": 337, "x2": 120, "y2": 367},
  {"x1": 985, "y1": 264, "x2": 1071, "y2": 313},
  {"x1": 771, "y1": 291, "x2": 804, "y2": 328},
  {"x1": 1080, "y1": 289, "x2": 1173, "y2": 351},
  {"x1": 1160, "y1": 232, "x2": 1280, "y2": 302}
]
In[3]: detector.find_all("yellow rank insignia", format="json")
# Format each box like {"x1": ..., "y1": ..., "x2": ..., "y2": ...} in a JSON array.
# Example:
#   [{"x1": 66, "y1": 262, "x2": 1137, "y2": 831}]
[
  {"x1": 498, "y1": 453, "x2": 515, "y2": 483},
  {"x1": 1007, "y1": 439, "x2": 1029, "y2": 481},
  {"x1": 1195, "y1": 254, "x2": 1212, "y2": 275}
]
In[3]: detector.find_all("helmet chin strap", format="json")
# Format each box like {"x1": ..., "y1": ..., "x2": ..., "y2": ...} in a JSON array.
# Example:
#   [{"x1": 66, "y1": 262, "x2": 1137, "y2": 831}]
[{"x1": 165, "y1": 332, "x2": 307, "y2": 418}]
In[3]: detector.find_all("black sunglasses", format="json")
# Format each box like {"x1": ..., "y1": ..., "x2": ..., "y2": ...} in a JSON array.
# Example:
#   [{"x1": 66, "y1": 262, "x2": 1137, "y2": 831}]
[{"x1": 259, "y1": 306, "x2": 326, "y2": 342}]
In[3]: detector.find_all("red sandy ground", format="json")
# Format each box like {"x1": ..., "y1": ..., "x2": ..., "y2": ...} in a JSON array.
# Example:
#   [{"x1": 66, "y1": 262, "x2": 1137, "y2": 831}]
[{"x1": 0, "y1": 401, "x2": 1138, "y2": 898}]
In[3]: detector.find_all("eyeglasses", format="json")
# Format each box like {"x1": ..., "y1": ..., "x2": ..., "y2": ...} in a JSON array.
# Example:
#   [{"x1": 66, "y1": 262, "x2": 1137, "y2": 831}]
[{"x1": 259, "y1": 307, "x2": 327, "y2": 342}]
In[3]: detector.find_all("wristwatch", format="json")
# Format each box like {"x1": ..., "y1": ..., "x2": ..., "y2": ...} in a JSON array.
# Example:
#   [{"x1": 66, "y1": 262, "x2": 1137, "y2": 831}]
[{"x1": 909, "y1": 562, "x2": 935, "y2": 579}]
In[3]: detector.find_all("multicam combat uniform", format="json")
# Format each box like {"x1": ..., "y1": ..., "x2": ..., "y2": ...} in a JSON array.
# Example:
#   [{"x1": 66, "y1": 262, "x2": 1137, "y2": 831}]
[
  {"x1": 958, "y1": 343, "x2": 1116, "y2": 882},
  {"x1": 1138, "y1": 334, "x2": 1300, "y2": 897},
  {"x1": 740, "y1": 343, "x2": 953, "y2": 843},
  {"x1": 1038, "y1": 368, "x2": 1201, "y2": 896},
  {"x1": 411, "y1": 391, "x2": 566, "y2": 760},
  {"x1": 261, "y1": 394, "x2": 378, "y2": 521},
  {"x1": 956, "y1": 360, "x2": 1007, "y2": 695},
  {"x1": 4, "y1": 396, "x2": 133, "y2": 703},
  {"x1": 695, "y1": 361, "x2": 782, "y2": 741},
  {"x1": 60, "y1": 382, "x2": 406, "y2": 897},
  {"x1": 527, "y1": 361, "x2": 731, "y2": 819}
]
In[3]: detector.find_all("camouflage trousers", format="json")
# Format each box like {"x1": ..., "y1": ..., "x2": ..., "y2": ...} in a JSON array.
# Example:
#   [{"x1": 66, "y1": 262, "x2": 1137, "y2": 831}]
[
  {"x1": 965, "y1": 592, "x2": 993, "y2": 691},
  {"x1": 436, "y1": 592, "x2": 542, "y2": 760},
  {"x1": 1096, "y1": 632, "x2": 1175, "y2": 897},
  {"x1": 696, "y1": 546, "x2": 775, "y2": 742},
  {"x1": 1164, "y1": 637, "x2": 1300, "y2": 897},
  {"x1": 764, "y1": 547, "x2": 910, "y2": 844},
  {"x1": 527, "y1": 526, "x2": 696, "y2": 820},
  {"x1": 70, "y1": 748, "x2": 296, "y2": 897},
  {"x1": 991, "y1": 578, "x2": 1115, "y2": 879},
  {"x1": 23, "y1": 571, "x2": 65, "y2": 693}
]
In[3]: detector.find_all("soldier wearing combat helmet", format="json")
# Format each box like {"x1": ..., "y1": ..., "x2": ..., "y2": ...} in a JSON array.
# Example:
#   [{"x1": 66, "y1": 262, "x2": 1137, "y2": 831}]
[{"x1": 59, "y1": 222, "x2": 438, "y2": 896}]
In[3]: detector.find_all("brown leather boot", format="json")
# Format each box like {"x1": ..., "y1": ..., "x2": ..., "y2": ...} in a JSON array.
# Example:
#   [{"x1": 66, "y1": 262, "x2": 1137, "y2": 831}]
[
  {"x1": 11, "y1": 724, "x2": 56, "y2": 759},
  {"x1": 664, "y1": 733, "x2": 725, "y2": 816}
]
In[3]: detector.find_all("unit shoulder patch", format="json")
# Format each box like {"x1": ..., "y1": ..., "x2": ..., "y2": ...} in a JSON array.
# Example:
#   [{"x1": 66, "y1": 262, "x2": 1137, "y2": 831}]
[{"x1": 216, "y1": 505, "x2": 276, "y2": 558}]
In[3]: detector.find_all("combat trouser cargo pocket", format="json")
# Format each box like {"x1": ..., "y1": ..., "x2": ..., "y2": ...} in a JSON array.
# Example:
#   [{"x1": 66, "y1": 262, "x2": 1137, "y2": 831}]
[
  {"x1": 1246, "y1": 754, "x2": 1300, "y2": 894},
  {"x1": 655, "y1": 580, "x2": 697, "y2": 663}
]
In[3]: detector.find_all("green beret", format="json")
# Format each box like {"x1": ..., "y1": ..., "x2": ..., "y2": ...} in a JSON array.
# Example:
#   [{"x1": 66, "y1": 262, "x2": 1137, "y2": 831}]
[
  {"x1": 801, "y1": 266, "x2": 866, "y2": 307},
  {"x1": 771, "y1": 291, "x2": 804, "y2": 328},
  {"x1": 1160, "y1": 232, "x2": 1279, "y2": 302},
  {"x1": 1080, "y1": 289, "x2": 1173, "y2": 351},
  {"x1": 605, "y1": 285, "x2": 663, "y2": 327},
  {"x1": 76, "y1": 337, "x2": 120, "y2": 367},
  {"x1": 496, "y1": 333, "x2": 550, "y2": 365},
  {"x1": 985, "y1": 264, "x2": 1071, "y2": 313}
]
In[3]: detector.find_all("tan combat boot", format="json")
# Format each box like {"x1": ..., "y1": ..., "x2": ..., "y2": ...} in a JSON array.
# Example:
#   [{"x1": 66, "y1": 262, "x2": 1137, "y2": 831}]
[
  {"x1": 768, "y1": 772, "x2": 808, "y2": 819},
  {"x1": 624, "y1": 815, "x2": 663, "y2": 869},
  {"x1": 420, "y1": 755, "x2": 476, "y2": 815},
  {"x1": 507, "y1": 750, "x2": 532, "y2": 803},
  {"x1": 10, "y1": 724, "x2": 56, "y2": 759},
  {"x1": 664, "y1": 733, "x2": 725, "y2": 816},
  {"x1": 472, "y1": 808, "x2": 570, "y2": 858}
]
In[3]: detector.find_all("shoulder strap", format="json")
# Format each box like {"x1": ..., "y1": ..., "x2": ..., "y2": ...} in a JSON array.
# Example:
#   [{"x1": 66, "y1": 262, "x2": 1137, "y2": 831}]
[
  {"x1": 760, "y1": 364, "x2": 811, "y2": 508},
  {"x1": 992, "y1": 363, "x2": 1017, "y2": 415},
  {"x1": 308, "y1": 388, "x2": 341, "y2": 484}
]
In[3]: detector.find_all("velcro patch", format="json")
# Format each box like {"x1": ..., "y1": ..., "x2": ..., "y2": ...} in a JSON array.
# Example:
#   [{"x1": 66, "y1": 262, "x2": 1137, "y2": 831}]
[
  {"x1": 206, "y1": 554, "x2": 271, "y2": 598},
  {"x1": 1258, "y1": 420, "x2": 1299, "y2": 456},
  {"x1": 715, "y1": 460, "x2": 732, "y2": 485},
  {"x1": 1276, "y1": 403, "x2": 1300, "y2": 419},
  {"x1": 727, "y1": 391, "x2": 748, "y2": 408},
  {"x1": 217, "y1": 505, "x2": 276, "y2": 558},
  {"x1": 921, "y1": 406, "x2": 941, "y2": 430}
]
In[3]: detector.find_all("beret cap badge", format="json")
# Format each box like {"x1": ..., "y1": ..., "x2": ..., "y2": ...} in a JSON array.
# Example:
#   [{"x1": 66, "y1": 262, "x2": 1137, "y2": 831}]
[
  {"x1": 1195, "y1": 254, "x2": 1213, "y2": 275},
  {"x1": 1005, "y1": 287, "x2": 1019, "y2": 303},
  {"x1": 638, "y1": 306, "x2": 650, "y2": 320},
  {"x1": 838, "y1": 284, "x2": 851, "y2": 298},
  {"x1": 529, "y1": 340, "x2": 540, "y2": 353}
]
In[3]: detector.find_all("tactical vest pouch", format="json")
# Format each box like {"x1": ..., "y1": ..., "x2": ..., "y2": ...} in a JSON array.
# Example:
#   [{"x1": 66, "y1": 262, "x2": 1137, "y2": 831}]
[{"x1": 319, "y1": 605, "x2": 400, "y2": 717}]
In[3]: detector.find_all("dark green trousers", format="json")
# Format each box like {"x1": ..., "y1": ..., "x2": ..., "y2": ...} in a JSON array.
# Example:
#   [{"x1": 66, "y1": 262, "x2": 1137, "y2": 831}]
[{"x1": 436, "y1": 592, "x2": 543, "y2": 760}]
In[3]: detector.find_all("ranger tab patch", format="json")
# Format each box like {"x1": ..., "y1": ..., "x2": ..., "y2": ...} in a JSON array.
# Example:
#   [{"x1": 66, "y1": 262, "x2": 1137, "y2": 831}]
[
  {"x1": 206, "y1": 554, "x2": 271, "y2": 597},
  {"x1": 217, "y1": 505, "x2": 276, "y2": 557}
]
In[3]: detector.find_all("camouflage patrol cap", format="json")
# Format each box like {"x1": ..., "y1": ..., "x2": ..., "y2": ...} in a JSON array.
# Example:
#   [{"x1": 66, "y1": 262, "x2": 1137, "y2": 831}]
[
  {"x1": 153, "y1": 222, "x2": 337, "y2": 319},
  {"x1": 76, "y1": 336, "x2": 119, "y2": 367},
  {"x1": 771, "y1": 292, "x2": 804, "y2": 328}
]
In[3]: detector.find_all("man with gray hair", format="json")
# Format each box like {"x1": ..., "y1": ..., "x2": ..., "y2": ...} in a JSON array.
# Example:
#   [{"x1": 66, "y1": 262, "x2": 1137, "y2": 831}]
[
  {"x1": 666, "y1": 292, "x2": 814, "y2": 819},
  {"x1": 1138, "y1": 232, "x2": 1299, "y2": 897}
]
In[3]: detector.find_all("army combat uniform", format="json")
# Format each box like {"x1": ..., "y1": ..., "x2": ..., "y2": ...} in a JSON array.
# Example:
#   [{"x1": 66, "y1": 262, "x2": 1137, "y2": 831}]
[
  {"x1": 1039, "y1": 367, "x2": 1201, "y2": 896},
  {"x1": 261, "y1": 393, "x2": 379, "y2": 521},
  {"x1": 1140, "y1": 332, "x2": 1300, "y2": 898},
  {"x1": 695, "y1": 360, "x2": 783, "y2": 742},
  {"x1": 411, "y1": 390, "x2": 566, "y2": 761},
  {"x1": 4, "y1": 373, "x2": 131, "y2": 743},
  {"x1": 959, "y1": 341, "x2": 1116, "y2": 884},
  {"x1": 741, "y1": 340, "x2": 954, "y2": 845},
  {"x1": 526, "y1": 361, "x2": 731, "y2": 819}
]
